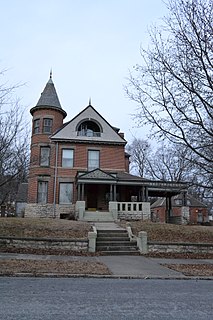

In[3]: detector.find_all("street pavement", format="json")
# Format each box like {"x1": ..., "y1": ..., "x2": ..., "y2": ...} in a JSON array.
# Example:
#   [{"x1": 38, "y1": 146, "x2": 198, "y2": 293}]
[{"x1": 0, "y1": 277, "x2": 212, "y2": 320}]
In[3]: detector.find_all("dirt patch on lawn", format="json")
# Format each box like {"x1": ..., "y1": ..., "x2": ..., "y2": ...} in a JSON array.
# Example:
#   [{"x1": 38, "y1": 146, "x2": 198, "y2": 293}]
[
  {"x1": 0, "y1": 259, "x2": 111, "y2": 276},
  {"x1": 0, "y1": 218, "x2": 92, "y2": 239},
  {"x1": 163, "y1": 264, "x2": 213, "y2": 277}
]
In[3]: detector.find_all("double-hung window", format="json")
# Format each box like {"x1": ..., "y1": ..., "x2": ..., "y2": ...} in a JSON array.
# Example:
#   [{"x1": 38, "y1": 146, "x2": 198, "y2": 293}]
[
  {"x1": 37, "y1": 181, "x2": 48, "y2": 203},
  {"x1": 88, "y1": 150, "x2": 100, "y2": 171},
  {"x1": 62, "y1": 149, "x2": 74, "y2": 168},
  {"x1": 59, "y1": 183, "x2": 73, "y2": 204},
  {"x1": 43, "y1": 118, "x2": 53, "y2": 134},
  {"x1": 33, "y1": 119, "x2": 40, "y2": 134},
  {"x1": 40, "y1": 147, "x2": 50, "y2": 166}
]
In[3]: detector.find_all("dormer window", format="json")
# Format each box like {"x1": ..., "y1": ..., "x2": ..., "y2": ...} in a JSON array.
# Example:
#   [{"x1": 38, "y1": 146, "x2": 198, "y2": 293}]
[{"x1": 77, "y1": 120, "x2": 101, "y2": 137}]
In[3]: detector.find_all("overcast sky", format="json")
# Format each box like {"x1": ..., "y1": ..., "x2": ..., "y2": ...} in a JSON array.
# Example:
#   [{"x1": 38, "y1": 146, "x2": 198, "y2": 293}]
[{"x1": 0, "y1": 0, "x2": 168, "y2": 143}]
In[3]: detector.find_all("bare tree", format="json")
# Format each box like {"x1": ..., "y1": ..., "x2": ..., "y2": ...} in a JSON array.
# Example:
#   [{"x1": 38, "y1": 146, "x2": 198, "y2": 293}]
[
  {"x1": 126, "y1": 0, "x2": 213, "y2": 188},
  {"x1": 0, "y1": 70, "x2": 29, "y2": 205},
  {"x1": 127, "y1": 137, "x2": 212, "y2": 212},
  {"x1": 126, "y1": 138, "x2": 151, "y2": 177},
  {"x1": 146, "y1": 143, "x2": 193, "y2": 182}
]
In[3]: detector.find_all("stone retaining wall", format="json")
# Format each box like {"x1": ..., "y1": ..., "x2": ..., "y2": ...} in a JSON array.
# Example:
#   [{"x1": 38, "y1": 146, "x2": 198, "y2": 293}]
[
  {"x1": 148, "y1": 242, "x2": 213, "y2": 254},
  {"x1": 0, "y1": 236, "x2": 88, "y2": 252},
  {"x1": 24, "y1": 204, "x2": 75, "y2": 218}
]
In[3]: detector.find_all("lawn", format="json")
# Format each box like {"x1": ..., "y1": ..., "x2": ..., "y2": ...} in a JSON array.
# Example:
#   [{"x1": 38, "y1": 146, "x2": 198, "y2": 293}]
[
  {"x1": 119, "y1": 220, "x2": 213, "y2": 243},
  {"x1": 0, "y1": 217, "x2": 92, "y2": 239},
  {"x1": 0, "y1": 217, "x2": 212, "y2": 243},
  {"x1": 0, "y1": 259, "x2": 111, "y2": 276}
]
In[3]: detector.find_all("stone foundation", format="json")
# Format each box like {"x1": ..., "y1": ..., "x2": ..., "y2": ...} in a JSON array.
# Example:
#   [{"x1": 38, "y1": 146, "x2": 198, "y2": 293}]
[
  {"x1": 25, "y1": 203, "x2": 75, "y2": 219},
  {"x1": 118, "y1": 212, "x2": 151, "y2": 220}
]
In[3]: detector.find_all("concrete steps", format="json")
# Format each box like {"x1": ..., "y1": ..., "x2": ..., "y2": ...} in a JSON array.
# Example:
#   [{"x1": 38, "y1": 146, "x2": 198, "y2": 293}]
[
  {"x1": 96, "y1": 229, "x2": 139, "y2": 255},
  {"x1": 83, "y1": 211, "x2": 114, "y2": 222}
]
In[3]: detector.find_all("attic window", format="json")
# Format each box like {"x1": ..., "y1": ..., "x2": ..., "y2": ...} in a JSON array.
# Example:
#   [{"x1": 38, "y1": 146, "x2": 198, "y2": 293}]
[{"x1": 77, "y1": 120, "x2": 101, "y2": 137}]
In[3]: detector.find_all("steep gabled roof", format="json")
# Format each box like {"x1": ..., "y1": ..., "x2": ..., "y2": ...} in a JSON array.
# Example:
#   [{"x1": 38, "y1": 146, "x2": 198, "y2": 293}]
[
  {"x1": 51, "y1": 104, "x2": 126, "y2": 145},
  {"x1": 30, "y1": 75, "x2": 67, "y2": 118}
]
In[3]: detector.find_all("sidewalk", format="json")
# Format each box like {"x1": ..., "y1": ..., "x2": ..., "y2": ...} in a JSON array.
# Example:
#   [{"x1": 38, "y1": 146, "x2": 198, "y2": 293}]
[
  {"x1": 98, "y1": 255, "x2": 187, "y2": 278},
  {"x1": 0, "y1": 252, "x2": 212, "y2": 279}
]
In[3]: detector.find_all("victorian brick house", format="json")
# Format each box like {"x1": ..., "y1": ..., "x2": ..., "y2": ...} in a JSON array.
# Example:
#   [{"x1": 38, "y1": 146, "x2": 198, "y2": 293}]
[{"x1": 25, "y1": 75, "x2": 188, "y2": 221}]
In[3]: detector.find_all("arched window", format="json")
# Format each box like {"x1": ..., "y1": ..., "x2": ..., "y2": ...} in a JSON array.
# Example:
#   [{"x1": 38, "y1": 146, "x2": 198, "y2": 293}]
[{"x1": 77, "y1": 120, "x2": 101, "y2": 137}]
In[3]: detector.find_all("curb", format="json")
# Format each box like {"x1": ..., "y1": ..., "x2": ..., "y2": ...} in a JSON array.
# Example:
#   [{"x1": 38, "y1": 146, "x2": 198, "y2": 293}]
[{"x1": 0, "y1": 273, "x2": 213, "y2": 280}]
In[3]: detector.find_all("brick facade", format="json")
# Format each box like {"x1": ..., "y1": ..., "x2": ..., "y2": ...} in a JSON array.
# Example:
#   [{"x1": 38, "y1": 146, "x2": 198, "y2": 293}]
[
  {"x1": 26, "y1": 76, "x2": 128, "y2": 218},
  {"x1": 26, "y1": 76, "x2": 189, "y2": 221},
  {"x1": 151, "y1": 200, "x2": 208, "y2": 224}
]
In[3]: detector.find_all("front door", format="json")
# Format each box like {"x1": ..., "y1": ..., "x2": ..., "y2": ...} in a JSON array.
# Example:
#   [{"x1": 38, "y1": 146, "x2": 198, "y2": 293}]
[{"x1": 86, "y1": 185, "x2": 98, "y2": 210}]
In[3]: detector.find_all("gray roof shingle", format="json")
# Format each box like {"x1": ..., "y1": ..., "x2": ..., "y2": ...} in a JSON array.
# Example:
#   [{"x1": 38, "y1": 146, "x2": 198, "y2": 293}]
[
  {"x1": 36, "y1": 78, "x2": 62, "y2": 109},
  {"x1": 30, "y1": 76, "x2": 67, "y2": 118}
]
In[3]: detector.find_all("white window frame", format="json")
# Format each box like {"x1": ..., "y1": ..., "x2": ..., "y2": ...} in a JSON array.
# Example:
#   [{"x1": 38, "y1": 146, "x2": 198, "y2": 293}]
[
  {"x1": 43, "y1": 118, "x2": 53, "y2": 134},
  {"x1": 59, "y1": 183, "x2": 73, "y2": 204},
  {"x1": 88, "y1": 150, "x2": 100, "y2": 171},
  {"x1": 40, "y1": 147, "x2": 50, "y2": 166},
  {"x1": 37, "y1": 181, "x2": 48, "y2": 204},
  {"x1": 34, "y1": 119, "x2": 40, "y2": 134},
  {"x1": 62, "y1": 149, "x2": 74, "y2": 168}
]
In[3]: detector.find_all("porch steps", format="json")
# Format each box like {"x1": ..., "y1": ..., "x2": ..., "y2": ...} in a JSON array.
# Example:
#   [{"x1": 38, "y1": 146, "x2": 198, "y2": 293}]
[
  {"x1": 83, "y1": 211, "x2": 114, "y2": 222},
  {"x1": 96, "y1": 229, "x2": 139, "y2": 255}
]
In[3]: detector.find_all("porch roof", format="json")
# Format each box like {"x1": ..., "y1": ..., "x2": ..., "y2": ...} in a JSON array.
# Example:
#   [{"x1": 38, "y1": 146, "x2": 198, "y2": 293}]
[
  {"x1": 76, "y1": 169, "x2": 188, "y2": 197},
  {"x1": 116, "y1": 172, "x2": 187, "y2": 197}
]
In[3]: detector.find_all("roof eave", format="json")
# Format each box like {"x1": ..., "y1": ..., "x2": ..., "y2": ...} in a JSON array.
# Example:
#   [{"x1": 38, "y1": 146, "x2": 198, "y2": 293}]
[{"x1": 30, "y1": 105, "x2": 67, "y2": 118}]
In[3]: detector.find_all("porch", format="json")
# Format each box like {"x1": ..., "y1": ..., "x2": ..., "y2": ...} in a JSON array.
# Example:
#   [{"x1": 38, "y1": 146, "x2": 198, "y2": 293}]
[
  {"x1": 75, "y1": 169, "x2": 188, "y2": 223},
  {"x1": 76, "y1": 200, "x2": 151, "y2": 221}
]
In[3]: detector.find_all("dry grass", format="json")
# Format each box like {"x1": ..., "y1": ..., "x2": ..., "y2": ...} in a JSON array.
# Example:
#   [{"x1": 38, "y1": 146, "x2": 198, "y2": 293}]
[
  {"x1": 0, "y1": 259, "x2": 111, "y2": 275},
  {"x1": 1, "y1": 218, "x2": 213, "y2": 243},
  {"x1": 0, "y1": 218, "x2": 92, "y2": 239},
  {"x1": 119, "y1": 220, "x2": 213, "y2": 243},
  {"x1": 164, "y1": 264, "x2": 213, "y2": 277}
]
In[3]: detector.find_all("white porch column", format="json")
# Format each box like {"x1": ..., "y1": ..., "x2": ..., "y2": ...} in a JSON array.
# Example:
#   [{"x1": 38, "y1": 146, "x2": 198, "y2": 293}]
[
  {"x1": 137, "y1": 231, "x2": 148, "y2": 254},
  {"x1": 88, "y1": 226, "x2": 97, "y2": 253},
  {"x1": 109, "y1": 201, "x2": 118, "y2": 220},
  {"x1": 76, "y1": 201, "x2": 85, "y2": 220},
  {"x1": 181, "y1": 206, "x2": 190, "y2": 224},
  {"x1": 142, "y1": 202, "x2": 151, "y2": 219}
]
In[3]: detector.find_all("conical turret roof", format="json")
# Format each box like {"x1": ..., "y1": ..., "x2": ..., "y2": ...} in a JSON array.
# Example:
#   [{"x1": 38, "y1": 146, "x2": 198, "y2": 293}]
[{"x1": 30, "y1": 74, "x2": 67, "y2": 118}]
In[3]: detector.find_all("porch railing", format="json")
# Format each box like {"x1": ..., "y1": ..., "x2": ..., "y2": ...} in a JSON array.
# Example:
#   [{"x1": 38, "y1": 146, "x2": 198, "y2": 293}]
[
  {"x1": 117, "y1": 202, "x2": 143, "y2": 213},
  {"x1": 116, "y1": 201, "x2": 151, "y2": 220}
]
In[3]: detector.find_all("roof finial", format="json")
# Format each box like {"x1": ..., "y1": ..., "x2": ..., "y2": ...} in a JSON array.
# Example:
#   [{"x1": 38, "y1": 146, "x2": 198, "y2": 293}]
[
  {"x1": 50, "y1": 69, "x2": 52, "y2": 79},
  {"x1": 89, "y1": 97, "x2": 91, "y2": 105}
]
